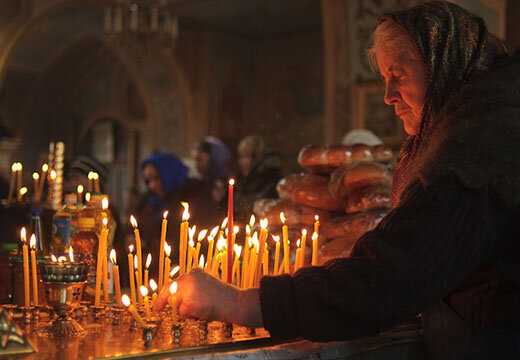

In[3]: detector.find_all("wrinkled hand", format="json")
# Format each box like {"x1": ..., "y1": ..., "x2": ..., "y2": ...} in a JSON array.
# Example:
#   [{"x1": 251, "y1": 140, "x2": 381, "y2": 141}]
[{"x1": 153, "y1": 269, "x2": 263, "y2": 327}]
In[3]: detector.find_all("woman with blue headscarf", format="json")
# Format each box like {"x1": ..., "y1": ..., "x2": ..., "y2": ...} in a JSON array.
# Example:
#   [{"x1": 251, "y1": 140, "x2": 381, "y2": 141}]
[{"x1": 133, "y1": 152, "x2": 218, "y2": 273}]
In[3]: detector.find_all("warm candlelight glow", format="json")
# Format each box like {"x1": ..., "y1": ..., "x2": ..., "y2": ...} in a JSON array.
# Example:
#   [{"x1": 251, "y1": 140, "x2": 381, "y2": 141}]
[
  {"x1": 42, "y1": 164, "x2": 49, "y2": 172},
  {"x1": 130, "y1": 215, "x2": 138, "y2": 228},
  {"x1": 164, "y1": 243, "x2": 172, "y2": 257},
  {"x1": 297, "y1": 239, "x2": 301, "y2": 247},
  {"x1": 68, "y1": 246, "x2": 74, "y2": 262},
  {"x1": 249, "y1": 214, "x2": 256, "y2": 228},
  {"x1": 20, "y1": 227, "x2": 27, "y2": 242},
  {"x1": 19, "y1": 187, "x2": 28, "y2": 196},
  {"x1": 29, "y1": 234, "x2": 36, "y2": 249},
  {"x1": 11, "y1": 163, "x2": 17, "y2": 172},
  {"x1": 246, "y1": 224, "x2": 251, "y2": 236},
  {"x1": 260, "y1": 218, "x2": 268, "y2": 229},
  {"x1": 234, "y1": 244, "x2": 242, "y2": 258},
  {"x1": 88, "y1": 171, "x2": 94, "y2": 180},
  {"x1": 32, "y1": 172, "x2": 39, "y2": 180},
  {"x1": 197, "y1": 229, "x2": 208, "y2": 241},
  {"x1": 102, "y1": 217, "x2": 108, "y2": 227},
  {"x1": 145, "y1": 253, "x2": 152, "y2": 269},
  {"x1": 234, "y1": 225, "x2": 240, "y2": 235},
  {"x1": 77, "y1": 184, "x2": 84, "y2": 194},
  {"x1": 181, "y1": 202, "x2": 190, "y2": 221},
  {"x1": 58, "y1": 256, "x2": 67, "y2": 263},
  {"x1": 216, "y1": 236, "x2": 226, "y2": 251},
  {"x1": 280, "y1": 212, "x2": 286, "y2": 224},
  {"x1": 149, "y1": 279, "x2": 158, "y2": 292},
  {"x1": 170, "y1": 265, "x2": 180, "y2": 278},
  {"x1": 221, "y1": 217, "x2": 228, "y2": 229},
  {"x1": 312, "y1": 232, "x2": 318, "y2": 241},
  {"x1": 92, "y1": 172, "x2": 99, "y2": 180},
  {"x1": 139, "y1": 286, "x2": 149, "y2": 297},
  {"x1": 188, "y1": 225, "x2": 197, "y2": 241},
  {"x1": 273, "y1": 235, "x2": 280, "y2": 243},
  {"x1": 315, "y1": 215, "x2": 319, "y2": 221},
  {"x1": 122, "y1": 294, "x2": 131, "y2": 307},
  {"x1": 229, "y1": 178, "x2": 235, "y2": 186},
  {"x1": 169, "y1": 281, "x2": 178, "y2": 295},
  {"x1": 110, "y1": 249, "x2": 117, "y2": 264},
  {"x1": 85, "y1": 192, "x2": 91, "y2": 202},
  {"x1": 51, "y1": 254, "x2": 58, "y2": 262},
  {"x1": 50, "y1": 170, "x2": 57, "y2": 180},
  {"x1": 129, "y1": 245, "x2": 134, "y2": 253},
  {"x1": 209, "y1": 226, "x2": 219, "y2": 239},
  {"x1": 163, "y1": 210, "x2": 169, "y2": 219},
  {"x1": 134, "y1": 254, "x2": 138, "y2": 270},
  {"x1": 199, "y1": 255, "x2": 205, "y2": 268},
  {"x1": 102, "y1": 197, "x2": 109, "y2": 210}
]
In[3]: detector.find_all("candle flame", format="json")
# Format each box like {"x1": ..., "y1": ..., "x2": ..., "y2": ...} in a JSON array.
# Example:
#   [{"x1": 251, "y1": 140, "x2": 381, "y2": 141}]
[
  {"x1": 145, "y1": 253, "x2": 152, "y2": 269},
  {"x1": 149, "y1": 279, "x2": 158, "y2": 292},
  {"x1": 216, "y1": 236, "x2": 226, "y2": 251},
  {"x1": 314, "y1": 215, "x2": 319, "y2": 222},
  {"x1": 301, "y1": 229, "x2": 308, "y2": 236},
  {"x1": 260, "y1": 218, "x2": 268, "y2": 229},
  {"x1": 198, "y1": 229, "x2": 208, "y2": 242},
  {"x1": 280, "y1": 212, "x2": 286, "y2": 224},
  {"x1": 245, "y1": 224, "x2": 251, "y2": 236},
  {"x1": 221, "y1": 217, "x2": 228, "y2": 229},
  {"x1": 129, "y1": 215, "x2": 138, "y2": 228},
  {"x1": 11, "y1": 163, "x2": 17, "y2": 172},
  {"x1": 272, "y1": 235, "x2": 280, "y2": 243},
  {"x1": 92, "y1": 172, "x2": 99, "y2": 180},
  {"x1": 42, "y1": 164, "x2": 49, "y2": 172},
  {"x1": 102, "y1": 197, "x2": 109, "y2": 210},
  {"x1": 209, "y1": 226, "x2": 219, "y2": 240},
  {"x1": 50, "y1": 170, "x2": 57, "y2": 180},
  {"x1": 85, "y1": 192, "x2": 91, "y2": 202},
  {"x1": 228, "y1": 178, "x2": 235, "y2": 186},
  {"x1": 20, "y1": 227, "x2": 27, "y2": 242},
  {"x1": 134, "y1": 255, "x2": 138, "y2": 270},
  {"x1": 312, "y1": 232, "x2": 318, "y2": 241},
  {"x1": 234, "y1": 244, "x2": 242, "y2": 258},
  {"x1": 181, "y1": 202, "x2": 190, "y2": 221},
  {"x1": 163, "y1": 210, "x2": 169, "y2": 219},
  {"x1": 58, "y1": 256, "x2": 67, "y2": 263},
  {"x1": 29, "y1": 234, "x2": 36, "y2": 249},
  {"x1": 18, "y1": 163, "x2": 23, "y2": 171},
  {"x1": 249, "y1": 214, "x2": 256, "y2": 228},
  {"x1": 296, "y1": 239, "x2": 301, "y2": 247},
  {"x1": 252, "y1": 232, "x2": 259, "y2": 248},
  {"x1": 69, "y1": 246, "x2": 74, "y2": 262},
  {"x1": 189, "y1": 238, "x2": 195, "y2": 248},
  {"x1": 164, "y1": 243, "x2": 171, "y2": 257},
  {"x1": 88, "y1": 171, "x2": 94, "y2": 180},
  {"x1": 110, "y1": 249, "x2": 117, "y2": 264},
  {"x1": 170, "y1": 265, "x2": 180, "y2": 278},
  {"x1": 19, "y1": 187, "x2": 28, "y2": 196},
  {"x1": 188, "y1": 225, "x2": 196, "y2": 241},
  {"x1": 77, "y1": 184, "x2": 84, "y2": 194},
  {"x1": 51, "y1": 254, "x2": 58, "y2": 262},
  {"x1": 129, "y1": 244, "x2": 134, "y2": 253},
  {"x1": 233, "y1": 225, "x2": 240, "y2": 235},
  {"x1": 122, "y1": 294, "x2": 131, "y2": 307},
  {"x1": 198, "y1": 255, "x2": 205, "y2": 268},
  {"x1": 139, "y1": 286, "x2": 148, "y2": 297},
  {"x1": 169, "y1": 281, "x2": 178, "y2": 295},
  {"x1": 102, "y1": 217, "x2": 108, "y2": 227},
  {"x1": 32, "y1": 172, "x2": 39, "y2": 180}
]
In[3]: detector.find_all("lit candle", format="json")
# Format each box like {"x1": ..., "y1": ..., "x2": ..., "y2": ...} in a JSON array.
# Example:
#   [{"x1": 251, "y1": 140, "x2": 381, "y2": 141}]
[
  {"x1": 18, "y1": 187, "x2": 28, "y2": 202},
  {"x1": 168, "y1": 282, "x2": 180, "y2": 323},
  {"x1": 247, "y1": 234, "x2": 259, "y2": 288},
  {"x1": 211, "y1": 251, "x2": 221, "y2": 278},
  {"x1": 272, "y1": 235, "x2": 281, "y2": 276},
  {"x1": 93, "y1": 172, "x2": 100, "y2": 193},
  {"x1": 163, "y1": 243, "x2": 171, "y2": 289},
  {"x1": 48, "y1": 170, "x2": 57, "y2": 205},
  {"x1": 198, "y1": 254, "x2": 205, "y2": 270},
  {"x1": 313, "y1": 215, "x2": 320, "y2": 236},
  {"x1": 280, "y1": 212, "x2": 290, "y2": 274},
  {"x1": 227, "y1": 179, "x2": 235, "y2": 283},
  {"x1": 29, "y1": 234, "x2": 38, "y2": 306},
  {"x1": 20, "y1": 228, "x2": 30, "y2": 307},
  {"x1": 110, "y1": 249, "x2": 121, "y2": 305},
  {"x1": 134, "y1": 256, "x2": 143, "y2": 304},
  {"x1": 167, "y1": 265, "x2": 180, "y2": 289},
  {"x1": 263, "y1": 244, "x2": 269, "y2": 276},
  {"x1": 158, "y1": 211, "x2": 168, "y2": 291},
  {"x1": 88, "y1": 171, "x2": 95, "y2": 193},
  {"x1": 186, "y1": 226, "x2": 196, "y2": 272},
  {"x1": 69, "y1": 245, "x2": 74, "y2": 262},
  {"x1": 241, "y1": 225, "x2": 251, "y2": 288},
  {"x1": 149, "y1": 279, "x2": 158, "y2": 306},
  {"x1": 122, "y1": 294, "x2": 146, "y2": 327},
  {"x1": 300, "y1": 229, "x2": 308, "y2": 268},
  {"x1": 312, "y1": 231, "x2": 319, "y2": 266},
  {"x1": 232, "y1": 244, "x2": 242, "y2": 285},
  {"x1": 255, "y1": 218, "x2": 269, "y2": 286},
  {"x1": 130, "y1": 215, "x2": 143, "y2": 290},
  {"x1": 144, "y1": 253, "x2": 152, "y2": 290},
  {"x1": 221, "y1": 242, "x2": 228, "y2": 282},
  {"x1": 128, "y1": 245, "x2": 137, "y2": 304},
  {"x1": 140, "y1": 286, "x2": 151, "y2": 319},
  {"x1": 37, "y1": 163, "x2": 48, "y2": 202},
  {"x1": 32, "y1": 172, "x2": 39, "y2": 202},
  {"x1": 76, "y1": 184, "x2": 84, "y2": 206},
  {"x1": 295, "y1": 239, "x2": 302, "y2": 272},
  {"x1": 179, "y1": 202, "x2": 190, "y2": 274},
  {"x1": 95, "y1": 218, "x2": 108, "y2": 306},
  {"x1": 194, "y1": 229, "x2": 207, "y2": 267},
  {"x1": 205, "y1": 226, "x2": 219, "y2": 272}
]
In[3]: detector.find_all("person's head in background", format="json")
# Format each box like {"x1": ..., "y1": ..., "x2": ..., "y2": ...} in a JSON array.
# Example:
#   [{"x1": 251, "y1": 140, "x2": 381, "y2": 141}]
[
  {"x1": 194, "y1": 136, "x2": 231, "y2": 182},
  {"x1": 341, "y1": 129, "x2": 383, "y2": 146},
  {"x1": 141, "y1": 152, "x2": 188, "y2": 201},
  {"x1": 237, "y1": 135, "x2": 265, "y2": 177},
  {"x1": 64, "y1": 156, "x2": 108, "y2": 194}
]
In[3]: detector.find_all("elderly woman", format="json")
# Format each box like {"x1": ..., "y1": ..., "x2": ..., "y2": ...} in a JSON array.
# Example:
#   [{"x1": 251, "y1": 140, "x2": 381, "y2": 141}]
[{"x1": 156, "y1": 2, "x2": 520, "y2": 358}]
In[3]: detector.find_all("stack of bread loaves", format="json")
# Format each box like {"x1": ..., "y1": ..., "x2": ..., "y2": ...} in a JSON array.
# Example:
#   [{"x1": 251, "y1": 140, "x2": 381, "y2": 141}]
[{"x1": 254, "y1": 143, "x2": 394, "y2": 265}]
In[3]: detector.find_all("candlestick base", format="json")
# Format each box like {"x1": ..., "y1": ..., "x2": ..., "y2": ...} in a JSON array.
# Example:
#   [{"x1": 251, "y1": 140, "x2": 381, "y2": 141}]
[
  {"x1": 19, "y1": 306, "x2": 33, "y2": 324},
  {"x1": 109, "y1": 306, "x2": 124, "y2": 325},
  {"x1": 171, "y1": 322, "x2": 182, "y2": 344},
  {"x1": 222, "y1": 322, "x2": 233, "y2": 338},
  {"x1": 89, "y1": 305, "x2": 106, "y2": 321},
  {"x1": 142, "y1": 324, "x2": 157, "y2": 347},
  {"x1": 196, "y1": 320, "x2": 208, "y2": 342}
]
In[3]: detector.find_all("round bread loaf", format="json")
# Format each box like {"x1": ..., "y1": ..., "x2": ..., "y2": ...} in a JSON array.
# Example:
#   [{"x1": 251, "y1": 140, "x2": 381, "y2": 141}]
[
  {"x1": 345, "y1": 184, "x2": 392, "y2": 214},
  {"x1": 320, "y1": 209, "x2": 387, "y2": 241},
  {"x1": 298, "y1": 144, "x2": 374, "y2": 174}
]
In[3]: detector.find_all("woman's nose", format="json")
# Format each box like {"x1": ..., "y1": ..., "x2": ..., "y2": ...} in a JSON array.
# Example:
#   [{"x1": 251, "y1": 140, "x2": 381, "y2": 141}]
[{"x1": 384, "y1": 80, "x2": 400, "y2": 105}]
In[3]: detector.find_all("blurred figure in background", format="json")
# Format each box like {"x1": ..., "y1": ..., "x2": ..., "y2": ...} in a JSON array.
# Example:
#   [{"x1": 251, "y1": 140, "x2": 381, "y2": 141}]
[
  {"x1": 64, "y1": 156, "x2": 109, "y2": 194},
  {"x1": 235, "y1": 135, "x2": 282, "y2": 221}
]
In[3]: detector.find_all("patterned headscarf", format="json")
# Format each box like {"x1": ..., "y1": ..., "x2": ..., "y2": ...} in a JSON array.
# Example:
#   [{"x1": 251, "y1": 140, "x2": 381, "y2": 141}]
[{"x1": 378, "y1": 1, "x2": 508, "y2": 204}]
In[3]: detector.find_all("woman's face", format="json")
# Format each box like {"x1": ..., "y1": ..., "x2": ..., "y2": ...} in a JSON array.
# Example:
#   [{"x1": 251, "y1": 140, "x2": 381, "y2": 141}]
[
  {"x1": 143, "y1": 164, "x2": 164, "y2": 197},
  {"x1": 376, "y1": 43, "x2": 428, "y2": 135},
  {"x1": 194, "y1": 149, "x2": 209, "y2": 176}
]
